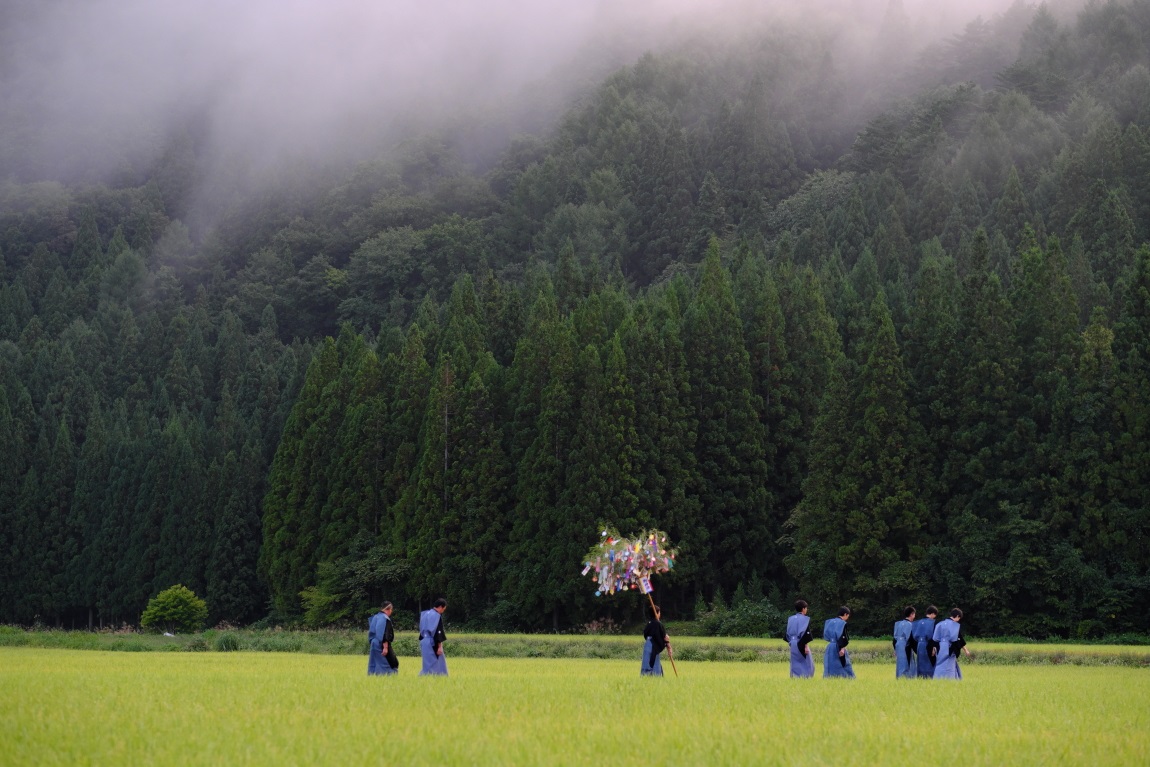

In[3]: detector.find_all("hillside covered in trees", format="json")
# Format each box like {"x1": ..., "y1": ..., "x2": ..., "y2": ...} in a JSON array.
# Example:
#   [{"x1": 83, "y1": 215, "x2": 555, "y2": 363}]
[{"x1": 2, "y1": 0, "x2": 1148, "y2": 636}]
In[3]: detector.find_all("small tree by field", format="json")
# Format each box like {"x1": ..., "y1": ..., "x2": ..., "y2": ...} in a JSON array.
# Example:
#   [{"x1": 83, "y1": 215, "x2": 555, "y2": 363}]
[{"x1": 140, "y1": 585, "x2": 208, "y2": 634}]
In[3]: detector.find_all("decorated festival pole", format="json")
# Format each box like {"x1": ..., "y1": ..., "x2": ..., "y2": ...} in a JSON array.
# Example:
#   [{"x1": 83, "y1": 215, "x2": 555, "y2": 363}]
[{"x1": 582, "y1": 528, "x2": 679, "y2": 677}]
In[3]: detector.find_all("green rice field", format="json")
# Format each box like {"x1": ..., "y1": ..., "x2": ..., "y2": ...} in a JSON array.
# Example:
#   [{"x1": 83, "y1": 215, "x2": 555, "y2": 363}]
[{"x1": 3, "y1": 647, "x2": 1148, "y2": 766}]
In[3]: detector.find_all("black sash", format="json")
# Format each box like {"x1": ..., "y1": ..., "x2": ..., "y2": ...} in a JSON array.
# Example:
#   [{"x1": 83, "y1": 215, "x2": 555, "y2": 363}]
[
  {"x1": 432, "y1": 615, "x2": 446, "y2": 654},
  {"x1": 645, "y1": 620, "x2": 667, "y2": 666},
  {"x1": 950, "y1": 630, "x2": 966, "y2": 658}
]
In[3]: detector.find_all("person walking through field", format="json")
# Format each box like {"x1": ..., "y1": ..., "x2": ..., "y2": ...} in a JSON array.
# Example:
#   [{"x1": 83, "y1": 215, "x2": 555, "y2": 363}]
[
  {"x1": 419, "y1": 598, "x2": 448, "y2": 676},
  {"x1": 823, "y1": 606, "x2": 855, "y2": 679},
  {"x1": 641, "y1": 604, "x2": 670, "y2": 676},
  {"x1": 912, "y1": 605, "x2": 938, "y2": 678},
  {"x1": 893, "y1": 606, "x2": 916, "y2": 679},
  {"x1": 786, "y1": 599, "x2": 815, "y2": 678},
  {"x1": 932, "y1": 607, "x2": 972, "y2": 680},
  {"x1": 367, "y1": 601, "x2": 397, "y2": 676}
]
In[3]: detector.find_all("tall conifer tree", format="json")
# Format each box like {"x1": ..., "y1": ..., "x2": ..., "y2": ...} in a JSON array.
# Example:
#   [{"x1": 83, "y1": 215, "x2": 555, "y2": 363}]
[
  {"x1": 683, "y1": 240, "x2": 770, "y2": 595},
  {"x1": 505, "y1": 317, "x2": 578, "y2": 628},
  {"x1": 446, "y1": 355, "x2": 512, "y2": 618},
  {"x1": 621, "y1": 293, "x2": 702, "y2": 603}
]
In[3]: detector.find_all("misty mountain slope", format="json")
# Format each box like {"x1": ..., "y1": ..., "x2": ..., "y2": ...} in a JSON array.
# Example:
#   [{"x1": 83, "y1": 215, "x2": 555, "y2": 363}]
[
  {"x1": 197, "y1": 0, "x2": 1144, "y2": 326},
  {"x1": 202, "y1": 2, "x2": 1051, "y2": 323},
  {"x1": 2, "y1": 0, "x2": 1150, "y2": 634}
]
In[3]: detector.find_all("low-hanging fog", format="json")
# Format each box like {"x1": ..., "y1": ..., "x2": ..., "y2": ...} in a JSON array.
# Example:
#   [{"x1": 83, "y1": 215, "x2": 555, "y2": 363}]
[{"x1": 1, "y1": 0, "x2": 1074, "y2": 212}]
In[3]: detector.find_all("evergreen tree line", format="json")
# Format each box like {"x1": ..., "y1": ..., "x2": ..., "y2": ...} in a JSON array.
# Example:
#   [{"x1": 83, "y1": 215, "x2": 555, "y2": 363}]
[
  {"x1": 1, "y1": 1, "x2": 1149, "y2": 635},
  {"x1": 0, "y1": 210, "x2": 309, "y2": 626},
  {"x1": 257, "y1": 230, "x2": 1150, "y2": 637}
]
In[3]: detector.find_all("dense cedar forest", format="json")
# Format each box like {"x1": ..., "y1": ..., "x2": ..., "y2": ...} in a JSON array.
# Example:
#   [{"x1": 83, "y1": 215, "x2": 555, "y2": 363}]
[{"x1": 2, "y1": 0, "x2": 1149, "y2": 637}]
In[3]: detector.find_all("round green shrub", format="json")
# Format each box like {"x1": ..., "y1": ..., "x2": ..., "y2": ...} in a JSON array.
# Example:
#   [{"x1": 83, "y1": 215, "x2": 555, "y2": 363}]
[{"x1": 140, "y1": 585, "x2": 209, "y2": 634}]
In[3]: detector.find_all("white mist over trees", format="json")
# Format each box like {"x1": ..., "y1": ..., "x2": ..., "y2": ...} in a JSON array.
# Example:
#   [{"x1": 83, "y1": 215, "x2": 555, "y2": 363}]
[{"x1": 2, "y1": 1, "x2": 1065, "y2": 194}]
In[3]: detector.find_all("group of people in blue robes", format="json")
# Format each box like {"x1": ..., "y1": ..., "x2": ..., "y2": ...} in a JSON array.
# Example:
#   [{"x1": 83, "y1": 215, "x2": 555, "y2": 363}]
[
  {"x1": 366, "y1": 598, "x2": 450, "y2": 677},
  {"x1": 785, "y1": 602, "x2": 855, "y2": 678},
  {"x1": 640, "y1": 604, "x2": 671, "y2": 676},
  {"x1": 784, "y1": 602, "x2": 972, "y2": 681},
  {"x1": 901, "y1": 605, "x2": 971, "y2": 679},
  {"x1": 369, "y1": 595, "x2": 971, "y2": 681}
]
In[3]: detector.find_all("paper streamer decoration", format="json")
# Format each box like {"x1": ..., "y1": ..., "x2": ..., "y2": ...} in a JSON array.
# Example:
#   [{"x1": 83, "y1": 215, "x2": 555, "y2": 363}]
[{"x1": 581, "y1": 528, "x2": 677, "y2": 597}]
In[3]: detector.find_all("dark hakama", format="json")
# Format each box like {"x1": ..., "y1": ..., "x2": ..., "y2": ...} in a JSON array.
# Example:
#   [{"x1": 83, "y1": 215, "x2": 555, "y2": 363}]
[
  {"x1": 785, "y1": 613, "x2": 815, "y2": 678},
  {"x1": 641, "y1": 618, "x2": 668, "y2": 677},
  {"x1": 911, "y1": 617, "x2": 936, "y2": 678},
  {"x1": 932, "y1": 619, "x2": 963, "y2": 680},
  {"x1": 822, "y1": 617, "x2": 855, "y2": 679},
  {"x1": 419, "y1": 609, "x2": 448, "y2": 676},
  {"x1": 367, "y1": 611, "x2": 397, "y2": 675},
  {"x1": 893, "y1": 618, "x2": 915, "y2": 679}
]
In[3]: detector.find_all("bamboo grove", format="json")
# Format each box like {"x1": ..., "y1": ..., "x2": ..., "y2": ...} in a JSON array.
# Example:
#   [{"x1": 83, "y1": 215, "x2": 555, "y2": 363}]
[{"x1": 1, "y1": 1, "x2": 1149, "y2": 636}]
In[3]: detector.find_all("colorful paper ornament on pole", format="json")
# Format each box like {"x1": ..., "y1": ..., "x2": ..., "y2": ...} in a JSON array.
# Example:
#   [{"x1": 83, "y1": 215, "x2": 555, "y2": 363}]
[{"x1": 581, "y1": 528, "x2": 677, "y2": 597}]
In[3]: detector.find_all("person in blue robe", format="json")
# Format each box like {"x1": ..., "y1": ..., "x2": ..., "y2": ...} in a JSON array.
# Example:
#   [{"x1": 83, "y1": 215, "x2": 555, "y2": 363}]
[
  {"x1": 932, "y1": 607, "x2": 971, "y2": 680},
  {"x1": 912, "y1": 605, "x2": 938, "y2": 678},
  {"x1": 640, "y1": 604, "x2": 670, "y2": 676},
  {"x1": 367, "y1": 601, "x2": 397, "y2": 675},
  {"x1": 822, "y1": 606, "x2": 855, "y2": 678},
  {"x1": 893, "y1": 606, "x2": 916, "y2": 679},
  {"x1": 785, "y1": 599, "x2": 815, "y2": 678},
  {"x1": 419, "y1": 598, "x2": 448, "y2": 676}
]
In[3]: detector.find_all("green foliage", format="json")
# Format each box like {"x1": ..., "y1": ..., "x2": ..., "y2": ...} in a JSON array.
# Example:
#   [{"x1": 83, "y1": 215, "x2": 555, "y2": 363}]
[
  {"x1": 213, "y1": 632, "x2": 241, "y2": 652},
  {"x1": 697, "y1": 599, "x2": 786, "y2": 639},
  {"x1": 4, "y1": 0, "x2": 1150, "y2": 638},
  {"x1": 139, "y1": 585, "x2": 208, "y2": 634},
  {"x1": 299, "y1": 546, "x2": 410, "y2": 628},
  {"x1": 683, "y1": 241, "x2": 770, "y2": 596}
]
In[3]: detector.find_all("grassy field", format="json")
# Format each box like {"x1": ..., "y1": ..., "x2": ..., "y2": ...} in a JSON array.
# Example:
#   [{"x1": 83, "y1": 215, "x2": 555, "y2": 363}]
[
  {"x1": 3, "y1": 625, "x2": 1149, "y2": 666},
  {"x1": 2, "y1": 648, "x2": 1148, "y2": 766}
]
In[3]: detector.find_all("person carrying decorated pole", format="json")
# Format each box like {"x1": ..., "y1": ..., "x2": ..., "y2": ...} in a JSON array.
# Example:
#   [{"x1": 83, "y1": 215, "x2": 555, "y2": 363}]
[
  {"x1": 582, "y1": 527, "x2": 679, "y2": 677},
  {"x1": 912, "y1": 605, "x2": 938, "y2": 678},
  {"x1": 893, "y1": 605, "x2": 916, "y2": 679},
  {"x1": 641, "y1": 603, "x2": 670, "y2": 676},
  {"x1": 785, "y1": 599, "x2": 815, "y2": 678},
  {"x1": 823, "y1": 606, "x2": 855, "y2": 679},
  {"x1": 367, "y1": 601, "x2": 398, "y2": 676},
  {"x1": 932, "y1": 607, "x2": 971, "y2": 680},
  {"x1": 419, "y1": 598, "x2": 448, "y2": 676}
]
